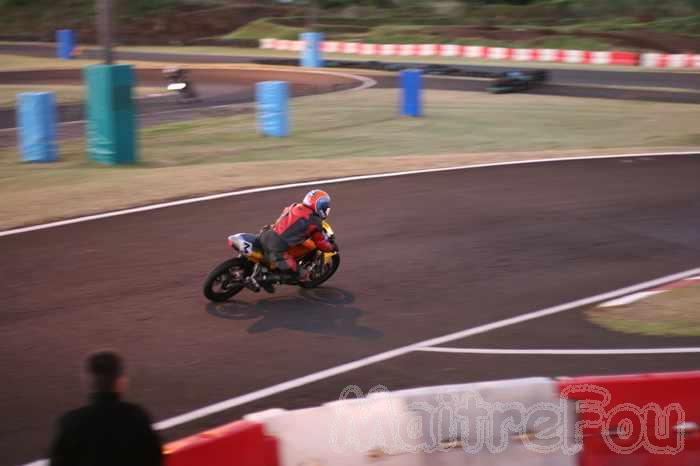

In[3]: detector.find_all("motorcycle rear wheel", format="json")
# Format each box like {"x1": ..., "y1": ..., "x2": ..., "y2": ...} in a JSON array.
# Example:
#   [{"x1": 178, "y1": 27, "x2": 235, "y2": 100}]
[{"x1": 203, "y1": 258, "x2": 248, "y2": 302}]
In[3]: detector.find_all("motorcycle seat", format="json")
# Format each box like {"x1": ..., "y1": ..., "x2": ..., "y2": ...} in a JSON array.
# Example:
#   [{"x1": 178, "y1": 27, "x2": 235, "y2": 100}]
[{"x1": 228, "y1": 233, "x2": 263, "y2": 255}]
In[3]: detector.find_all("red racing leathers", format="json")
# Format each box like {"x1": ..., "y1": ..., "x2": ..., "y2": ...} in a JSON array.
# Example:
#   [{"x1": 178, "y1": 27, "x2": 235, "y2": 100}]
[{"x1": 259, "y1": 203, "x2": 335, "y2": 273}]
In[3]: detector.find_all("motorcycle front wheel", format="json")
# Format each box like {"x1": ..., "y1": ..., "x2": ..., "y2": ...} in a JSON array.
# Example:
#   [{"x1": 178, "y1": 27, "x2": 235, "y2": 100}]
[
  {"x1": 203, "y1": 257, "x2": 248, "y2": 302},
  {"x1": 300, "y1": 254, "x2": 340, "y2": 289}
]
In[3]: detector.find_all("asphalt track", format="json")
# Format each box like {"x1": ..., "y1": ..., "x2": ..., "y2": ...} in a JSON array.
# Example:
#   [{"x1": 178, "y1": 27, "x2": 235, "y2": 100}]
[
  {"x1": 2, "y1": 153, "x2": 700, "y2": 465},
  {"x1": 3, "y1": 42, "x2": 700, "y2": 90}
]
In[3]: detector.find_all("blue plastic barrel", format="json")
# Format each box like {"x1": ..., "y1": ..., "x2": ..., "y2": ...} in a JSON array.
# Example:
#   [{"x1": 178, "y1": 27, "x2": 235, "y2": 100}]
[
  {"x1": 17, "y1": 92, "x2": 58, "y2": 163},
  {"x1": 300, "y1": 32, "x2": 324, "y2": 68},
  {"x1": 56, "y1": 29, "x2": 75, "y2": 60},
  {"x1": 400, "y1": 69, "x2": 423, "y2": 117},
  {"x1": 256, "y1": 81, "x2": 289, "y2": 137}
]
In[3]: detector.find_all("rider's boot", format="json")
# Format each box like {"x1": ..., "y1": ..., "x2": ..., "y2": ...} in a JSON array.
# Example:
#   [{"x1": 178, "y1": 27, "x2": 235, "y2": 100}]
[
  {"x1": 266, "y1": 270, "x2": 298, "y2": 285},
  {"x1": 260, "y1": 279, "x2": 276, "y2": 293},
  {"x1": 244, "y1": 264, "x2": 262, "y2": 292}
]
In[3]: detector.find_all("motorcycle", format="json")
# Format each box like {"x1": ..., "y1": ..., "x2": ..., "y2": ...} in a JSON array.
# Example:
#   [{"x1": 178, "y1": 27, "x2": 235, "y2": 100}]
[
  {"x1": 203, "y1": 221, "x2": 340, "y2": 302},
  {"x1": 163, "y1": 67, "x2": 198, "y2": 102}
]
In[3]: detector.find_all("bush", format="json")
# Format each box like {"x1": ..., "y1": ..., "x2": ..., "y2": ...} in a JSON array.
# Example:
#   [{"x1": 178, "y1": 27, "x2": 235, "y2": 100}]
[{"x1": 225, "y1": 18, "x2": 304, "y2": 40}]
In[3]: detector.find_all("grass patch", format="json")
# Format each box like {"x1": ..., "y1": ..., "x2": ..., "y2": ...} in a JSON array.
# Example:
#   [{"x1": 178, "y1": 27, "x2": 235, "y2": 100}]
[
  {"x1": 1, "y1": 89, "x2": 699, "y2": 229},
  {"x1": 587, "y1": 285, "x2": 700, "y2": 336},
  {"x1": 0, "y1": 54, "x2": 102, "y2": 71},
  {"x1": 564, "y1": 15, "x2": 700, "y2": 37},
  {"x1": 223, "y1": 20, "x2": 623, "y2": 51},
  {"x1": 223, "y1": 18, "x2": 304, "y2": 41},
  {"x1": 0, "y1": 84, "x2": 163, "y2": 107},
  {"x1": 0, "y1": 52, "x2": 193, "y2": 71}
]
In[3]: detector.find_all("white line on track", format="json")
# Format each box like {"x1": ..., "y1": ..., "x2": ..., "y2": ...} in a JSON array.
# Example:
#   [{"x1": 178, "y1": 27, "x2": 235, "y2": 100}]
[
  {"x1": 1, "y1": 150, "x2": 698, "y2": 238},
  {"x1": 415, "y1": 347, "x2": 700, "y2": 355},
  {"x1": 598, "y1": 290, "x2": 665, "y2": 307},
  {"x1": 151, "y1": 265, "x2": 700, "y2": 430}
]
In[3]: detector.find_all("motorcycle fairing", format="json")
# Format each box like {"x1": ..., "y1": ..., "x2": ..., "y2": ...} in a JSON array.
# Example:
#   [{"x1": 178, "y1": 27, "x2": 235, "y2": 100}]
[{"x1": 228, "y1": 233, "x2": 264, "y2": 262}]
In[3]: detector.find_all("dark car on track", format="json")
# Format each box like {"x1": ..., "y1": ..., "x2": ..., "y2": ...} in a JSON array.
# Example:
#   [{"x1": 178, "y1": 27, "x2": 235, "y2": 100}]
[{"x1": 488, "y1": 69, "x2": 549, "y2": 93}]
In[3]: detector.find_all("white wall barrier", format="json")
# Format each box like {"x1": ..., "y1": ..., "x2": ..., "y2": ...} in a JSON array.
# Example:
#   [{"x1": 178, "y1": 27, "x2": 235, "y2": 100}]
[
  {"x1": 260, "y1": 38, "x2": 700, "y2": 68},
  {"x1": 246, "y1": 377, "x2": 578, "y2": 466}
]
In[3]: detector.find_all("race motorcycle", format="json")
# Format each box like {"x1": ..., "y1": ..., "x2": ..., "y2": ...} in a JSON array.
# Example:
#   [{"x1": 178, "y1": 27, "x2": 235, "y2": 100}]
[
  {"x1": 163, "y1": 67, "x2": 198, "y2": 102},
  {"x1": 203, "y1": 221, "x2": 340, "y2": 302}
]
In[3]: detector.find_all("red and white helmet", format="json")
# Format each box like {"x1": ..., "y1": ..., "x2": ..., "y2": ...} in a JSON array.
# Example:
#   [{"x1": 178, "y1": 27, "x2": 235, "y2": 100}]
[{"x1": 302, "y1": 189, "x2": 331, "y2": 219}]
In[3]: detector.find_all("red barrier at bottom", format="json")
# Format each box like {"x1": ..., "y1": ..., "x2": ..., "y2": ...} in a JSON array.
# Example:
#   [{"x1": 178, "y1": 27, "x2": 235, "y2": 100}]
[
  {"x1": 559, "y1": 371, "x2": 700, "y2": 466},
  {"x1": 164, "y1": 420, "x2": 278, "y2": 466},
  {"x1": 579, "y1": 434, "x2": 700, "y2": 466}
]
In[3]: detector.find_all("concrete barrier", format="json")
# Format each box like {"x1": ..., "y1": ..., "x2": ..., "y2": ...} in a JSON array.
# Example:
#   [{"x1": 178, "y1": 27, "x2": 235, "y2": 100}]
[
  {"x1": 246, "y1": 378, "x2": 576, "y2": 466},
  {"x1": 388, "y1": 378, "x2": 571, "y2": 450},
  {"x1": 260, "y1": 38, "x2": 642, "y2": 67},
  {"x1": 642, "y1": 53, "x2": 700, "y2": 69},
  {"x1": 160, "y1": 371, "x2": 698, "y2": 466}
]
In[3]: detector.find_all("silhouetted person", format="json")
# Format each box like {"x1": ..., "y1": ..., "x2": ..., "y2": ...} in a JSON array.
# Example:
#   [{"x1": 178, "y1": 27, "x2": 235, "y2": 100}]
[{"x1": 49, "y1": 351, "x2": 162, "y2": 466}]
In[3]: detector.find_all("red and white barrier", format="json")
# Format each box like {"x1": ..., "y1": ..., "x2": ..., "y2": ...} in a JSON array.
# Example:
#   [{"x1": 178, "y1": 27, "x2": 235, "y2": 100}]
[
  {"x1": 260, "y1": 38, "x2": 646, "y2": 67},
  {"x1": 641, "y1": 53, "x2": 700, "y2": 69},
  {"x1": 246, "y1": 377, "x2": 576, "y2": 466},
  {"x1": 162, "y1": 370, "x2": 700, "y2": 466},
  {"x1": 559, "y1": 371, "x2": 700, "y2": 466},
  {"x1": 164, "y1": 420, "x2": 278, "y2": 466}
]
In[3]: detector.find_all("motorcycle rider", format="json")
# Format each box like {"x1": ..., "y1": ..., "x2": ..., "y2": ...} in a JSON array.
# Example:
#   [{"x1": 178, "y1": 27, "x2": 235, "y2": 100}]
[{"x1": 259, "y1": 189, "x2": 338, "y2": 289}]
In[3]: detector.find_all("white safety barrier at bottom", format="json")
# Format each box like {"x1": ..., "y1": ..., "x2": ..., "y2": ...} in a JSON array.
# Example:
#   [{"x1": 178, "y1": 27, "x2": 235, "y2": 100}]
[{"x1": 245, "y1": 377, "x2": 578, "y2": 466}]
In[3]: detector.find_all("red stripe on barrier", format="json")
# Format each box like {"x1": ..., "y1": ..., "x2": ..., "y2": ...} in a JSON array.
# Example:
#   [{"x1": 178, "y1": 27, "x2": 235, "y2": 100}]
[
  {"x1": 610, "y1": 51, "x2": 640, "y2": 66},
  {"x1": 555, "y1": 50, "x2": 566, "y2": 63},
  {"x1": 560, "y1": 371, "x2": 700, "y2": 466},
  {"x1": 582, "y1": 50, "x2": 593, "y2": 64},
  {"x1": 685, "y1": 54, "x2": 695, "y2": 68},
  {"x1": 363, "y1": 43, "x2": 378, "y2": 55},
  {"x1": 165, "y1": 420, "x2": 278, "y2": 466}
]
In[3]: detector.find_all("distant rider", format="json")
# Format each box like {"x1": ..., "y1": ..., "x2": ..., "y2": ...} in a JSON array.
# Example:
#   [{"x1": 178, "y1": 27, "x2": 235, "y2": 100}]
[{"x1": 259, "y1": 189, "x2": 337, "y2": 286}]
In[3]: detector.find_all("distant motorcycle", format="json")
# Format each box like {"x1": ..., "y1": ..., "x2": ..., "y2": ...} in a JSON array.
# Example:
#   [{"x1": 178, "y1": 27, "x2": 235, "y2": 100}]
[
  {"x1": 488, "y1": 69, "x2": 548, "y2": 94},
  {"x1": 203, "y1": 221, "x2": 340, "y2": 302},
  {"x1": 163, "y1": 67, "x2": 198, "y2": 102}
]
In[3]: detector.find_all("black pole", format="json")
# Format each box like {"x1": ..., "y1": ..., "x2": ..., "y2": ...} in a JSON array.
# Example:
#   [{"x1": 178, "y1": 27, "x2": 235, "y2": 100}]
[{"x1": 97, "y1": 0, "x2": 114, "y2": 64}]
